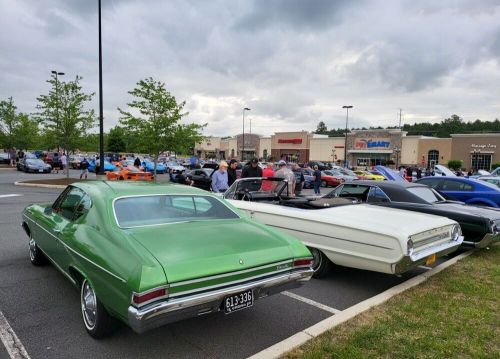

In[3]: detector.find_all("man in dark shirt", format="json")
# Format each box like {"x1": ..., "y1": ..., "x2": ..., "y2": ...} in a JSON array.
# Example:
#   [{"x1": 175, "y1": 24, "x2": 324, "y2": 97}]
[
  {"x1": 292, "y1": 164, "x2": 305, "y2": 195},
  {"x1": 241, "y1": 158, "x2": 263, "y2": 178},
  {"x1": 227, "y1": 159, "x2": 238, "y2": 186}
]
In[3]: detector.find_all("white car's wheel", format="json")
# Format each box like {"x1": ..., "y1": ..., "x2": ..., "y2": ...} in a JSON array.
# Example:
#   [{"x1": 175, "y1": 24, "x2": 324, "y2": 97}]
[
  {"x1": 308, "y1": 247, "x2": 332, "y2": 278},
  {"x1": 80, "y1": 279, "x2": 118, "y2": 338}
]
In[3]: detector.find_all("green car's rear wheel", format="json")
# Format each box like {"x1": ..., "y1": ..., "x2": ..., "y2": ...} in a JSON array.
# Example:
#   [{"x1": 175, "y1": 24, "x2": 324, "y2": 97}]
[
  {"x1": 29, "y1": 234, "x2": 47, "y2": 266},
  {"x1": 308, "y1": 247, "x2": 332, "y2": 278},
  {"x1": 81, "y1": 279, "x2": 118, "y2": 338}
]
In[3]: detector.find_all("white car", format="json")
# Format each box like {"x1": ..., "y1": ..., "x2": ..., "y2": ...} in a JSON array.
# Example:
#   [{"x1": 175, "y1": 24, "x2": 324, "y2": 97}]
[{"x1": 224, "y1": 178, "x2": 463, "y2": 277}]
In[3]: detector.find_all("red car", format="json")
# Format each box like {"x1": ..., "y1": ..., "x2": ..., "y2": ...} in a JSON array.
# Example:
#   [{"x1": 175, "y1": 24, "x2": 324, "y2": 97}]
[{"x1": 320, "y1": 171, "x2": 344, "y2": 187}]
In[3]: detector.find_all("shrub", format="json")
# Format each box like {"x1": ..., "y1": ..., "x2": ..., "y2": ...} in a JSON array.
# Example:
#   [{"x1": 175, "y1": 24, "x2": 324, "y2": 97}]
[
  {"x1": 492, "y1": 163, "x2": 500, "y2": 170},
  {"x1": 447, "y1": 160, "x2": 462, "y2": 170}
]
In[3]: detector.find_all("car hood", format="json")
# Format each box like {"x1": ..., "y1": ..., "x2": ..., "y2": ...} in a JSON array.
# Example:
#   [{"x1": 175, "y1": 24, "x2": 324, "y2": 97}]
[
  {"x1": 434, "y1": 201, "x2": 500, "y2": 220},
  {"x1": 125, "y1": 219, "x2": 295, "y2": 284}
]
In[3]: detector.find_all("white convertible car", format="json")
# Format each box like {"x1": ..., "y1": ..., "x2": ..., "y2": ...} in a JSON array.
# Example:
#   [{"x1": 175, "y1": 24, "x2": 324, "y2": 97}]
[{"x1": 224, "y1": 178, "x2": 464, "y2": 277}]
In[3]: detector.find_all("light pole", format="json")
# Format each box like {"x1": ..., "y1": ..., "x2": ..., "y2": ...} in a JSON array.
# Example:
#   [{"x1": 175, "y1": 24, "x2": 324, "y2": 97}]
[
  {"x1": 242, "y1": 107, "x2": 250, "y2": 161},
  {"x1": 97, "y1": 0, "x2": 105, "y2": 175},
  {"x1": 51, "y1": 70, "x2": 64, "y2": 151},
  {"x1": 394, "y1": 146, "x2": 401, "y2": 168},
  {"x1": 342, "y1": 105, "x2": 353, "y2": 168}
]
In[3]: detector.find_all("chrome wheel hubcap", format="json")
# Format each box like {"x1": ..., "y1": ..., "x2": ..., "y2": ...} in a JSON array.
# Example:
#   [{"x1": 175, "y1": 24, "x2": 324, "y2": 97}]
[
  {"x1": 310, "y1": 248, "x2": 322, "y2": 270},
  {"x1": 29, "y1": 237, "x2": 36, "y2": 261},
  {"x1": 81, "y1": 281, "x2": 97, "y2": 329}
]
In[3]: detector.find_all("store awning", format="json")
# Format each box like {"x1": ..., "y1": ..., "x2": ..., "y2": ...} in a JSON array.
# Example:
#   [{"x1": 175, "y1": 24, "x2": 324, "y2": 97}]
[{"x1": 348, "y1": 150, "x2": 393, "y2": 154}]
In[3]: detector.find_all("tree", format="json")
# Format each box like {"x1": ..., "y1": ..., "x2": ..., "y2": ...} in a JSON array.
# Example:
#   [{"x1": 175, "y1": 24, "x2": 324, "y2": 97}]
[
  {"x1": 35, "y1": 74, "x2": 96, "y2": 177},
  {"x1": 118, "y1": 77, "x2": 204, "y2": 180},
  {"x1": 315, "y1": 121, "x2": 328, "y2": 134},
  {"x1": 107, "y1": 126, "x2": 126, "y2": 153},
  {"x1": 0, "y1": 97, "x2": 17, "y2": 148},
  {"x1": 12, "y1": 113, "x2": 40, "y2": 150}
]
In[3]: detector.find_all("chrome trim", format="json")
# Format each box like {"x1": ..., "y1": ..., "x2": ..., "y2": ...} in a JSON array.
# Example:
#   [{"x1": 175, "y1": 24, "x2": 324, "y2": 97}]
[
  {"x1": 168, "y1": 260, "x2": 292, "y2": 288},
  {"x1": 466, "y1": 232, "x2": 500, "y2": 249},
  {"x1": 27, "y1": 218, "x2": 126, "y2": 283},
  {"x1": 111, "y1": 193, "x2": 242, "y2": 229},
  {"x1": 168, "y1": 266, "x2": 299, "y2": 298},
  {"x1": 127, "y1": 268, "x2": 313, "y2": 333},
  {"x1": 37, "y1": 246, "x2": 77, "y2": 285},
  {"x1": 131, "y1": 285, "x2": 170, "y2": 308}
]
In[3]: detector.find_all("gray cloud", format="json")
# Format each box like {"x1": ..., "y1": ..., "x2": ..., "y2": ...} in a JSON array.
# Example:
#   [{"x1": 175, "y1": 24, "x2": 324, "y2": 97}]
[{"x1": 0, "y1": 0, "x2": 499, "y2": 138}]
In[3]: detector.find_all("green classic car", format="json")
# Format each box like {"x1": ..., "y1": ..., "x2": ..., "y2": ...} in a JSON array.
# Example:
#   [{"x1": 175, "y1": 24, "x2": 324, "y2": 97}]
[{"x1": 22, "y1": 181, "x2": 313, "y2": 338}]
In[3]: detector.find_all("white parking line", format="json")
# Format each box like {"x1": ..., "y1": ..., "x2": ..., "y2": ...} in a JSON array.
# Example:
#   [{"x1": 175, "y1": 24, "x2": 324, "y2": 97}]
[
  {"x1": 0, "y1": 310, "x2": 30, "y2": 359},
  {"x1": 418, "y1": 265, "x2": 433, "y2": 270},
  {"x1": 0, "y1": 194, "x2": 22, "y2": 199},
  {"x1": 282, "y1": 291, "x2": 341, "y2": 314}
]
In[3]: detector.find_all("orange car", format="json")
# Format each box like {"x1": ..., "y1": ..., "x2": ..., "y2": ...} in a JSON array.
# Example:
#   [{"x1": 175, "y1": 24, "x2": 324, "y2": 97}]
[{"x1": 106, "y1": 166, "x2": 153, "y2": 181}]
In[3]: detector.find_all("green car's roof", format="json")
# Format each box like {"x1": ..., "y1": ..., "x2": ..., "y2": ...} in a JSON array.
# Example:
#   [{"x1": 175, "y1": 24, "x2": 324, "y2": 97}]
[{"x1": 72, "y1": 181, "x2": 210, "y2": 198}]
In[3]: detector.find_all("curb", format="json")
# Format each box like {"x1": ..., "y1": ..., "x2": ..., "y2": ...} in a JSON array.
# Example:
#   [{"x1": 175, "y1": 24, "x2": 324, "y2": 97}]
[
  {"x1": 248, "y1": 250, "x2": 474, "y2": 359},
  {"x1": 14, "y1": 181, "x2": 66, "y2": 189}
]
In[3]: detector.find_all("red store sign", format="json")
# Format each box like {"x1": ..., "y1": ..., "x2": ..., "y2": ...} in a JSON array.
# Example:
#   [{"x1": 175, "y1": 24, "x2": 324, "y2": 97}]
[{"x1": 278, "y1": 139, "x2": 302, "y2": 144}]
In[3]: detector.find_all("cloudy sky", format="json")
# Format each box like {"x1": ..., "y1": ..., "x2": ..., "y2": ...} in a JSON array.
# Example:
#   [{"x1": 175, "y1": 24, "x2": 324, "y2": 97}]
[{"x1": 1, "y1": 0, "x2": 500, "y2": 136}]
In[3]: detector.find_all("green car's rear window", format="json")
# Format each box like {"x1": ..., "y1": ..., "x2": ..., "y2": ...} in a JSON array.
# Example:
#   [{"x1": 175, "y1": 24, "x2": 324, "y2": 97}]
[{"x1": 114, "y1": 195, "x2": 239, "y2": 228}]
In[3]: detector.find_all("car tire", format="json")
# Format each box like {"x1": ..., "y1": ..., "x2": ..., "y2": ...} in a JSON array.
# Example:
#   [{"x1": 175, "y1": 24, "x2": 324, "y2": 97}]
[
  {"x1": 308, "y1": 247, "x2": 332, "y2": 278},
  {"x1": 321, "y1": 180, "x2": 327, "y2": 187},
  {"x1": 29, "y1": 233, "x2": 47, "y2": 266},
  {"x1": 80, "y1": 279, "x2": 118, "y2": 339}
]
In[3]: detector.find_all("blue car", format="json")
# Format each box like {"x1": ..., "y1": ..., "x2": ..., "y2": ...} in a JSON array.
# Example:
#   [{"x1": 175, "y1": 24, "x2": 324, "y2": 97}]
[
  {"x1": 416, "y1": 176, "x2": 500, "y2": 208},
  {"x1": 142, "y1": 159, "x2": 166, "y2": 174},
  {"x1": 88, "y1": 159, "x2": 116, "y2": 173}
]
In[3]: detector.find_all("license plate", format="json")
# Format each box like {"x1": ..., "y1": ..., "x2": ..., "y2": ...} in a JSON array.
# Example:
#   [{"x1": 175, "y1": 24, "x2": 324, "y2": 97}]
[
  {"x1": 426, "y1": 254, "x2": 436, "y2": 266},
  {"x1": 38, "y1": 169, "x2": 43, "y2": 172},
  {"x1": 223, "y1": 290, "x2": 253, "y2": 314}
]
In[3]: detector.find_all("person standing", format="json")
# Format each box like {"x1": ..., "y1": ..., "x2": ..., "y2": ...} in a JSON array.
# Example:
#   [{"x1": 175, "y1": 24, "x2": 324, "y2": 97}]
[
  {"x1": 133, "y1": 157, "x2": 141, "y2": 168},
  {"x1": 80, "y1": 157, "x2": 89, "y2": 179},
  {"x1": 241, "y1": 158, "x2": 263, "y2": 178},
  {"x1": 313, "y1": 165, "x2": 322, "y2": 195},
  {"x1": 211, "y1": 161, "x2": 229, "y2": 193},
  {"x1": 61, "y1": 152, "x2": 67, "y2": 174},
  {"x1": 275, "y1": 160, "x2": 296, "y2": 196},
  {"x1": 227, "y1": 159, "x2": 238, "y2": 187},
  {"x1": 292, "y1": 164, "x2": 305, "y2": 195},
  {"x1": 9, "y1": 147, "x2": 16, "y2": 167},
  {"x1": 261, "y1": 160, "x2": 275, "y2": 191},
  {"x1": 416, "y1": 167, "x2": 422, "y2": 179}
]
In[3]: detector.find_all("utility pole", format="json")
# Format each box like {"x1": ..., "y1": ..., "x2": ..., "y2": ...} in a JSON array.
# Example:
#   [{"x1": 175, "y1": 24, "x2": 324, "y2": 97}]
[
  {"x1": 98, "y1": 0, "x2": 105, "y2": 175},
  {"x1": 399, "y1": 109, "x2": 402, "y2": 128},
  {"x1": 51, "y1": 70, "x2": 64, "y2": 152}
]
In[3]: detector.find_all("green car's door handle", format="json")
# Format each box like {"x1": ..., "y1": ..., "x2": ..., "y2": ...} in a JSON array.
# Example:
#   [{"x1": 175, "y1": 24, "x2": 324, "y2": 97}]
[{"x1": 53, "y1": 229, "x2": 62, "y2": 234}]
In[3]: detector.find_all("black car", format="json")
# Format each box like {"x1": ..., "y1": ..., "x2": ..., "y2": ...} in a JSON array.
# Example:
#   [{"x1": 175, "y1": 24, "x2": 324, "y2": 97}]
[
  {"x1": 325, "y1": 180, "x2": 500, "y2": 248},
  {"x1": 17, "y1": 153, "x2": 37, "y2": 171},
  {"x1": 22, "y1": 158, "x2": 52, "y2": 173},
  {"x1": 187, "y1": 168, "x2": 215, "y2": 191}
]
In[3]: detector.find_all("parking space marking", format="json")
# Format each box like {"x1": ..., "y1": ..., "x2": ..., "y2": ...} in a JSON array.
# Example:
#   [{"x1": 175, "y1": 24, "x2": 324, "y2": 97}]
[
  {"x1": 418, "y1": 265, "x2": 433, "y2": 270},
  {"x1": 282, "y1": 291, "x2": 341, "y2": 314},
  {"x1": 0, "y1": 310, "x2": 30, "y2": 359},
  {"x1": 0, "y1": 194, "x2": 22, "y2": 199}
]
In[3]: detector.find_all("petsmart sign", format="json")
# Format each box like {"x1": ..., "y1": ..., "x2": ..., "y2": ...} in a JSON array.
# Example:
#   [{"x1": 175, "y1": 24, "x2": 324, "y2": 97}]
[{"x1": 354, "y1": 138, "x2": 391, "y2": 149}]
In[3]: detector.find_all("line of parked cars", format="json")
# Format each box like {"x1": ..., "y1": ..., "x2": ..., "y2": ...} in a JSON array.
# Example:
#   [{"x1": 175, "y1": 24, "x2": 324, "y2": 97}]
[{"x1": 19, "y1": 159, "x2": 499, "y2": 339}]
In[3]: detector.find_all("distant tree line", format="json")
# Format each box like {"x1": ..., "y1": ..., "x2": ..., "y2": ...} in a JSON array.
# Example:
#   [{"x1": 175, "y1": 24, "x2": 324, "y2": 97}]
[{"x1": 315, "y1": 115, "x2": 500, "y2": 137}]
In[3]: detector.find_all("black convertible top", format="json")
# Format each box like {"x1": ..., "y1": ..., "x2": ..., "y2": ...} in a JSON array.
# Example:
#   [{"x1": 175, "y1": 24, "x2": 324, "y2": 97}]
[{"x1": 331, "y1": 180, "x2": 432, "y2": 204}]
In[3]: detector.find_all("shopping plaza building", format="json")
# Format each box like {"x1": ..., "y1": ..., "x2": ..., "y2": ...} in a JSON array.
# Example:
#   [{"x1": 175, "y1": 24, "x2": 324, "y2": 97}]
[{"x1": 194, "y1": 130, "x2": 500, "y2": 170}]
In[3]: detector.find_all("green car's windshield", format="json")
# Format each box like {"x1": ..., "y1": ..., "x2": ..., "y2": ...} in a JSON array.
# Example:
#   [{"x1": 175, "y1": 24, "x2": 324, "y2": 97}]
[{"x1": 114, "y1": 195, "x2": 239, "y2": 228}]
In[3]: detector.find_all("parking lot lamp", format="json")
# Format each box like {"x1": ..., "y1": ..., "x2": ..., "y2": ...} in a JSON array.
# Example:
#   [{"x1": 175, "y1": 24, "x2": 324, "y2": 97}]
[
  {"x1": 342, "y1": 105, "x2": 353, "y2": 168},
  {"x1": 242, "y1": 107, "x2": 250, "y2": 161},
  {"x1": 51, "y1": 70, "x2": 64, "y2": 151},
  {"x1": 98, "y1": 0, "x2": 105, "y2": 175}
]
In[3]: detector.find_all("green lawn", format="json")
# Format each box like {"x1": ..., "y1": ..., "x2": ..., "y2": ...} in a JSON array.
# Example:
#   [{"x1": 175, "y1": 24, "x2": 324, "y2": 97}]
[{"x1": 284, "y1": 245, "x2": 499, "y2": 359}]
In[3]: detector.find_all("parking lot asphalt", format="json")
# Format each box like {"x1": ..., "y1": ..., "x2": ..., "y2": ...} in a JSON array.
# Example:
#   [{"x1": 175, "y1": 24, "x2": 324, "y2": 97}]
[{"x1": 0, "y1": 169, "x2": 460, "y2": 359}]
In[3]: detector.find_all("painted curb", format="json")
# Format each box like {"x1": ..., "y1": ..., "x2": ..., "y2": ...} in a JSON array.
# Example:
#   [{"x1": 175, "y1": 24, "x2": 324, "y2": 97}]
[
  {"x1": 14, "y1": 181, "x2": 66, "y2": 189},
  {"x1": 248, "y1": 250, "x2": 474, "y2": 359}
]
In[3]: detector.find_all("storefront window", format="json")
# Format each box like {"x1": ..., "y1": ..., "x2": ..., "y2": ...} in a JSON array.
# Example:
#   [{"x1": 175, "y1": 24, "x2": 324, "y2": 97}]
[
  {"x1": 428, "y1": 150, "x2": 439, "y2": 167},
  {"x1": 471, "y1": 154, "x2": 492, "y2": 171}
]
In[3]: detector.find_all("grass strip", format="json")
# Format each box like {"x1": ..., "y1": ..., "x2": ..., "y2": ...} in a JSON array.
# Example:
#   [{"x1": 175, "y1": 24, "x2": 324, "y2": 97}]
[{"x1": 284, "y1": 245, "x2": 499, "y2": 359}]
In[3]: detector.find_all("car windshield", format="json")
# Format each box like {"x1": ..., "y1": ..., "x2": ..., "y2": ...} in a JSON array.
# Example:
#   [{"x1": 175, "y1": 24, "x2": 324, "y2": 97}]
[
  {"x1": 224, "y1": 178, "x2": 288, "y2": 200},
  {"x1": 27, "y1": 159, "x2": 44, "y2": 165},
  {"x1": 114, "y1": 195, "x2": 239, "y2": 228},
  {"x1": 407, "y1": 187, "x2": 445, "y2": 203},
  {"x1": 480, "y1": 178, "x2": 500, "y2": 187}
]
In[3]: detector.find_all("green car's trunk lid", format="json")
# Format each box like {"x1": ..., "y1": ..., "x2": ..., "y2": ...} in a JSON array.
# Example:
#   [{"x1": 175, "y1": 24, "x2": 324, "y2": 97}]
[{"x1": 126, "y1": 219, "x2": 294, "y2": 294}]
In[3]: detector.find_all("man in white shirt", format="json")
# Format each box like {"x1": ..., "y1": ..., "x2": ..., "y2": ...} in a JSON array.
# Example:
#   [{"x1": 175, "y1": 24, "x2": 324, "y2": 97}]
[
  {"x1": 275, "y1": 160, "x2": 296, "y2": 196},
  {"x1": 61, "y1": 152, "x2": 67, "y2": 174}
]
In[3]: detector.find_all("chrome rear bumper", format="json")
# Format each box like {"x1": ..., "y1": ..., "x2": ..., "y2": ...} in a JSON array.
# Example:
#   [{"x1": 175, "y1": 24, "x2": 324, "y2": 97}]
[
  {"x1": 393, "y1": 236, "x2": 464, "y2": 274},
  {"x1": 464, "y1": 232, "x2": 500, "y2": 249},
  {"x1": 127, "y1": 268, "x2": 313, "y2": 333}
]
